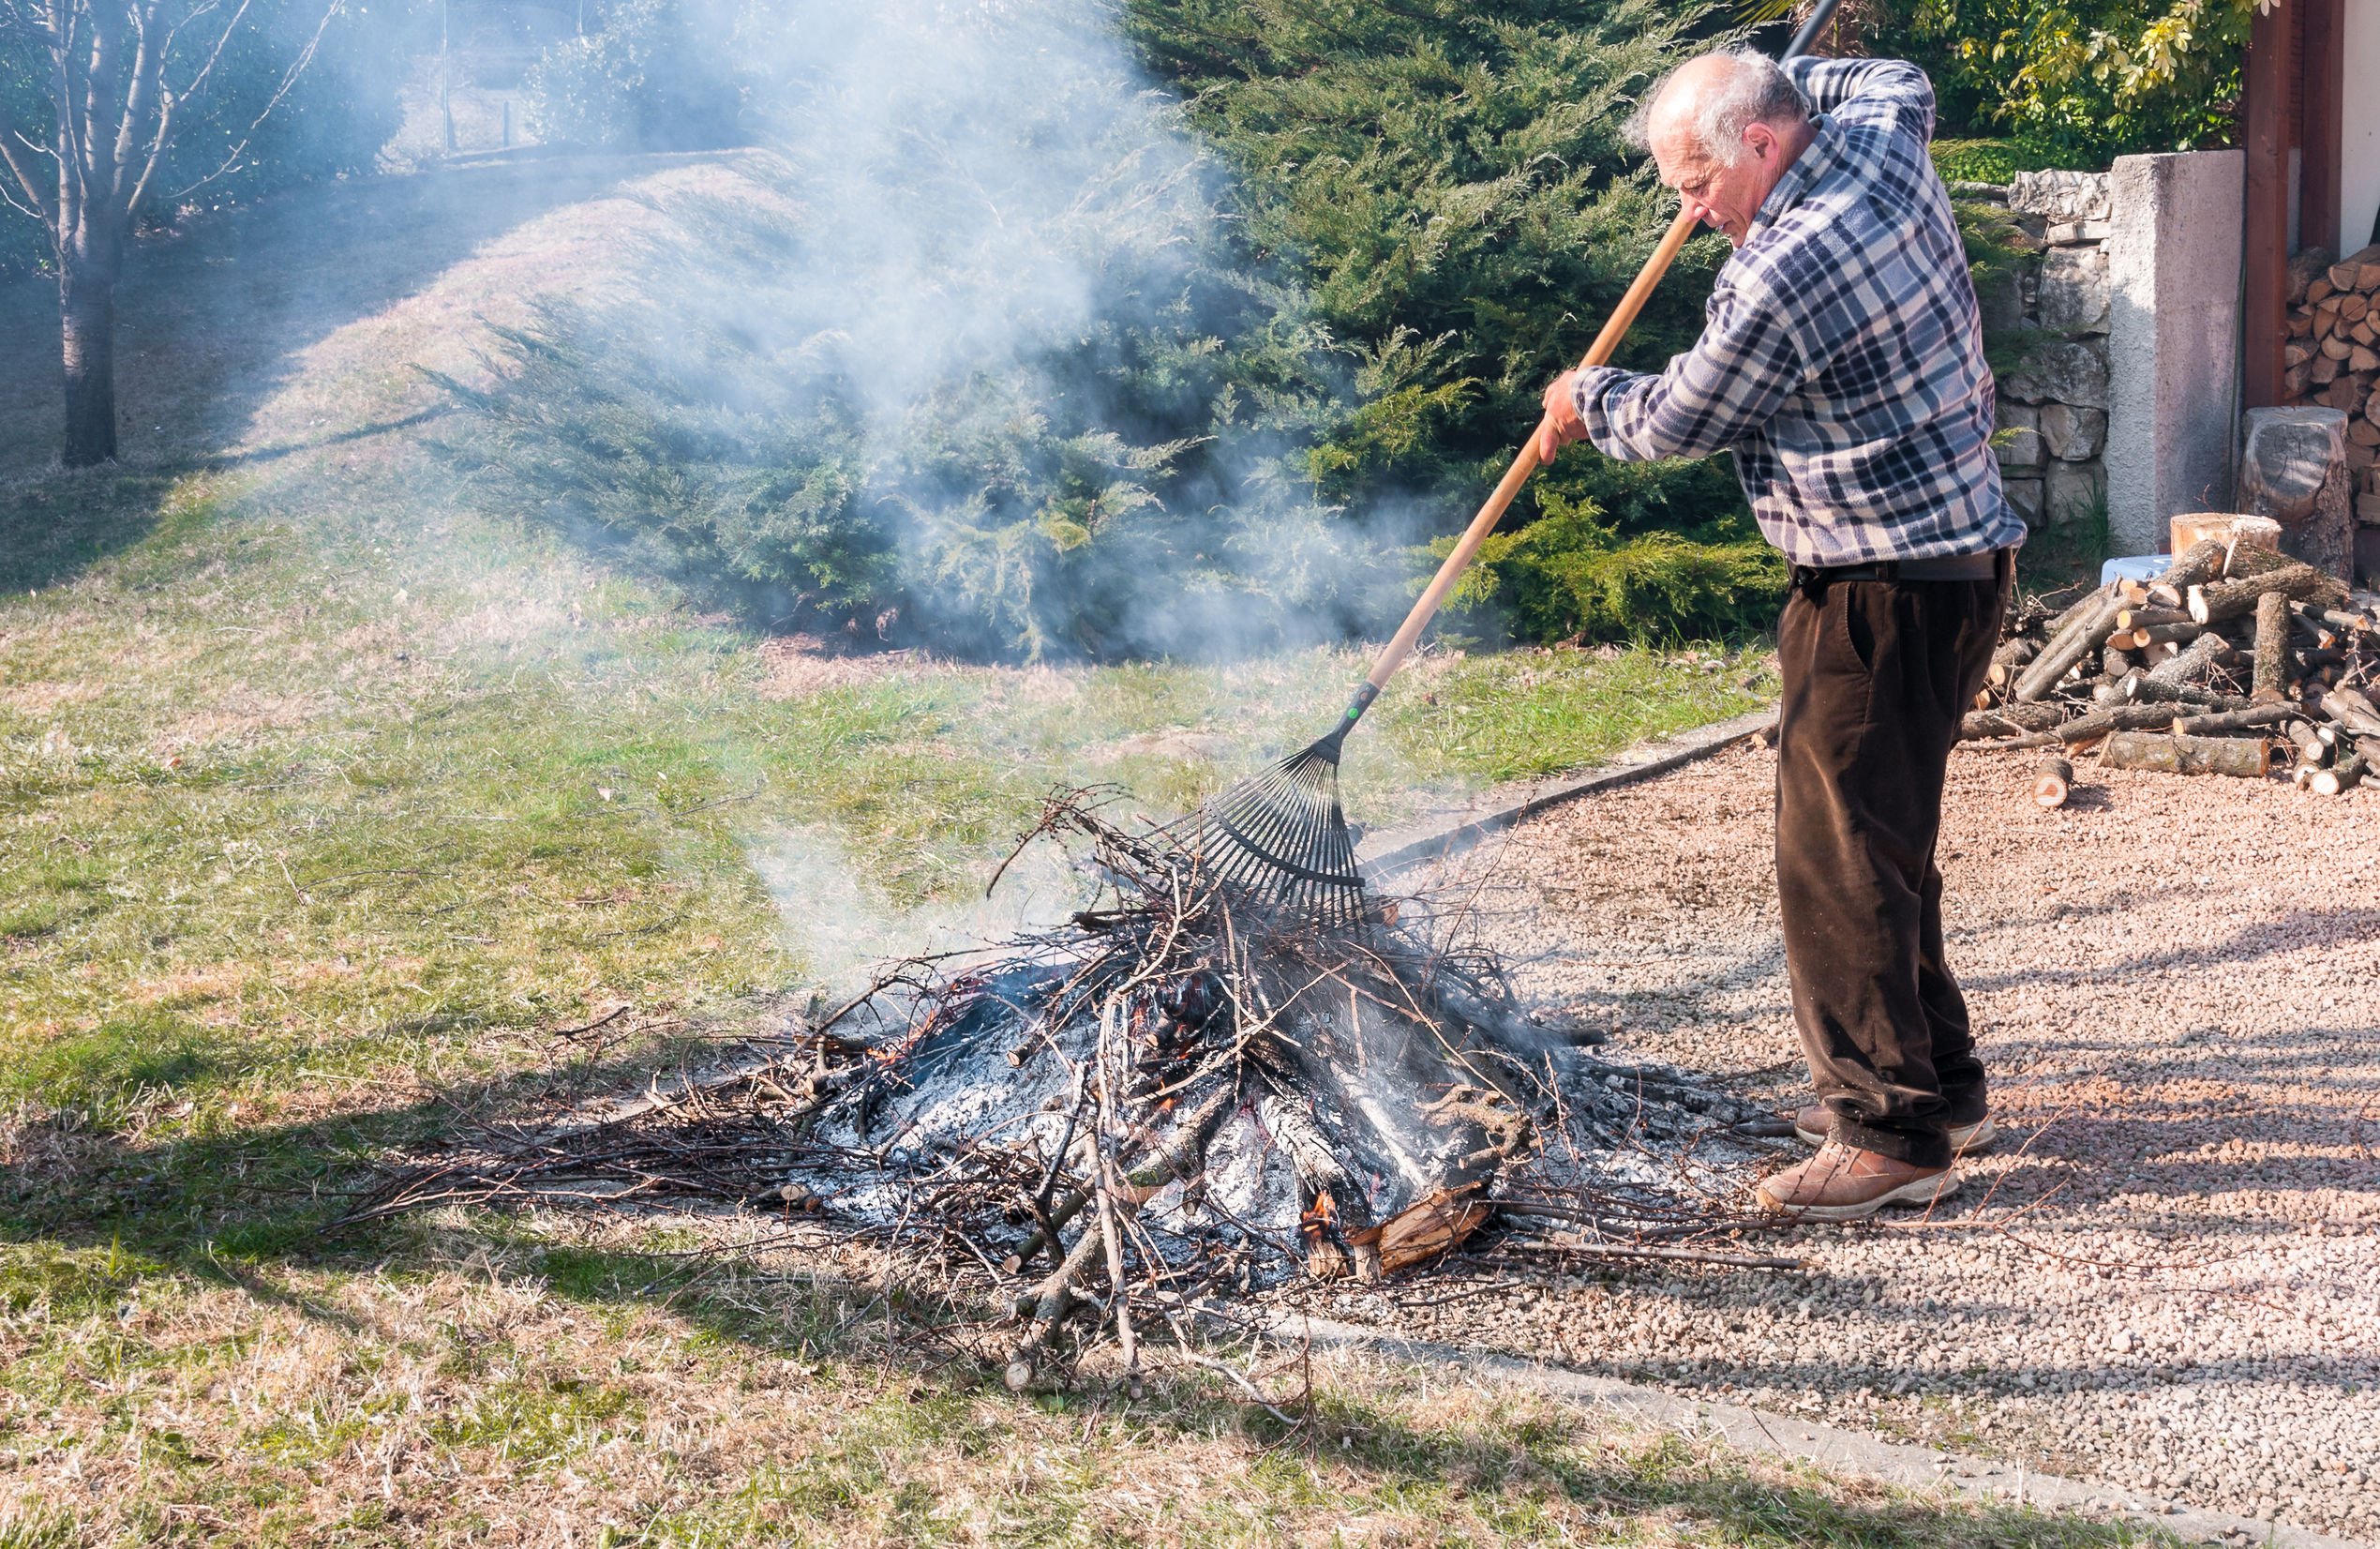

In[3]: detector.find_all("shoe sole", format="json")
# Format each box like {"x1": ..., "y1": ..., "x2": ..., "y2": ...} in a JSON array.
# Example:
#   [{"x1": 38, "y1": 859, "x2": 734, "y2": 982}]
[
  {"x1": 1791, "y1": 1115, "x2": 1998, "y2": 1155},
  {"x1": 1756, "y1": 1167, "x2": 1962, "y2": 1222}
]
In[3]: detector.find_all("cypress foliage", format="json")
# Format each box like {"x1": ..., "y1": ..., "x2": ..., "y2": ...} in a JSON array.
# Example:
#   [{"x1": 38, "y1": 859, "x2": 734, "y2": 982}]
[{"x1": 439, "y1": 0, "x2": 1804, "y2": 656}]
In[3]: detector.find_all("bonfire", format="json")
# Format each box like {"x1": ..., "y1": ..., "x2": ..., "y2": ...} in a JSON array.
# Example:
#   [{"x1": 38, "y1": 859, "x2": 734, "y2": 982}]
[{"x1": 352, "y1": 792, "x2": 1796, "y2": 1388}]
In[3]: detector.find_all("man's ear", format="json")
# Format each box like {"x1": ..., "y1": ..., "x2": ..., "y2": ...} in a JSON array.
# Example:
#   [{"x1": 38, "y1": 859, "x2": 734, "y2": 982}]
[{"x1": 1743, "y1": 121, "x2": 1777, "y2": 163}]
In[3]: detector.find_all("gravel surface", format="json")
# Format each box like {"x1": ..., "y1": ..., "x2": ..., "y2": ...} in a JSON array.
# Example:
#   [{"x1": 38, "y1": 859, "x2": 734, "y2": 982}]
[{"x1": 1297, "y1": 741, "x2": 2380, "y2": 1543}]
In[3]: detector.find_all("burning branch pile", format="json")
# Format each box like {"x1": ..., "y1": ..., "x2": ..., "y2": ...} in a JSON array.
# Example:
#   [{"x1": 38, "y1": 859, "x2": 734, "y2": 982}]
[
  {"x1": 1966, "y1": 534, "x2": 2380, "y2": 800},
  {"x1": 351, "y1": 793, "x2": 1789, "y2": 1385}
]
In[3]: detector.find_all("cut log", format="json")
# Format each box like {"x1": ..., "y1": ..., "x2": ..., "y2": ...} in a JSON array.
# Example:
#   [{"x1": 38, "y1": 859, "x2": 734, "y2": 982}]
[
  {"x1": 2285, "y1": 719, "x2": 2329, "y2": 763},
  {"x1": 2171, "y1": 703, "x2": 2298, "y2": 736},
  {"x1": 2031, "y1": 754, "x2": 2073, "y2": 809},
  {"x1": 2310, "y1": 754, "x2": 2366, "y2": 796},
  {"x1": 2293, "y1": 599, "x2": 2378, "y2": 635},
  {"x1": 2159, "y1": 537, "x2": 2236, "y2": 590},
  {"x1": 2103, "y1": 644, "x2": 2139, "y2": 678},
  {"x1": 1985, "y1": 634, "x2": 2042, "y2": 691},
  {"x1": 1962, "y1": 703, "x2": 2067, "y2": 741},
  {"x1": 2102, "y1": 731, "x2": 2273, "y2": 778},
  {"x1": 2251, "y1": 590, "x2": 2292, "y2": 702},
  {"x1": 2014, "y1": 593, "x2": 2122, "y2": 701},
  {"x1": 2122, "y1": 672, "x2": 2235, "y2": 707},
  {"x1": 2133, "y1": 621, "x2": 2204, "y2": 648},
  {"x1": 2146, "y1": 631, "x2": 2228, "y2": 687},
  {"x1": 2040, "y1": 582, "x2": 2117, "y2": 642},
  {"x1": 2188, "y1": 561, "x2": 2344, "y2": 625},
  {"x1": 2116, "y1": 606, "x2": 2191, "y2": 631},
  {"x1": 2056, "y1": 704, "x2": 2183, "y2": 742},
  {"x1": 2321, "y1": 686, "x2": 2380, "y2": 738}
]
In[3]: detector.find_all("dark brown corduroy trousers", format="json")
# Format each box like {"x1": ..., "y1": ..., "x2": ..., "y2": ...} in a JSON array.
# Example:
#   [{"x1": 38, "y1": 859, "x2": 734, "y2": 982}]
[{"x1": 1774, "y1": 556, "x2": 2011, "y2": 1169}]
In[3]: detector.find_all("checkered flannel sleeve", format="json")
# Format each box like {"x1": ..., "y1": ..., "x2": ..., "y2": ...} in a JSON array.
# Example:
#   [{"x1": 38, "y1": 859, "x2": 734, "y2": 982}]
[
  {"x1": 1566, "y1": 270, "x2": 1806, "y2": 464},
  {"x1": 1566, "y1": 55, "x2": 2023, "y2": 568}
]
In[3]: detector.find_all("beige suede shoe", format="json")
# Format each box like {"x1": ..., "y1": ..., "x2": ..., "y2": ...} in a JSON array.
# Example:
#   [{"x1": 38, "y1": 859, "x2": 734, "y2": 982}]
[
  {"x1": 1754, "y1": 1141, "x2": 1960, "y2": 1221},
  {"x1": 1791, "y1": 1103, "x2": 1997, "y2": 1155}
]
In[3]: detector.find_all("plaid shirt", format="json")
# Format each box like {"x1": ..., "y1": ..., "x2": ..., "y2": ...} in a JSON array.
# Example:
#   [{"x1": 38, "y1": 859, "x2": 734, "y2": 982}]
[{"x1": 1571, "y1": 57, "x2": 2026, "y2": 568}]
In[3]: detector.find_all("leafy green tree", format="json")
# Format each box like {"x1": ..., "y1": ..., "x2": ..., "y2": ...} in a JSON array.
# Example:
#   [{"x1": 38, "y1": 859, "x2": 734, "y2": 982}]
[{"x1": 1756, "y1": 0, "x2": 2255, "y2": 165}]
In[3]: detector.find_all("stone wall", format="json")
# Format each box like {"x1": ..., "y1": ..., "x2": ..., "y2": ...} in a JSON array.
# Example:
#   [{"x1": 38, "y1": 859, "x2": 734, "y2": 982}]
[{"x1": 1969, "y1": 170, "x2": 2115, "y2": 530}]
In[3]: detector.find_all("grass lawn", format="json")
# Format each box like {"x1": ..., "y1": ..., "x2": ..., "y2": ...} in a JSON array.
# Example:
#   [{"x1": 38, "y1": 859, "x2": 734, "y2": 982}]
[{"x1": 0, "y1": 151, "x2": 2148, "y2": 1546}]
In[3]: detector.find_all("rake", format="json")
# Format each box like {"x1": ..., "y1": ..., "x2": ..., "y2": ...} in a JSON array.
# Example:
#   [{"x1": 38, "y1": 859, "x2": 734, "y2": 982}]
[{"x1": 1181, "y1": 3, "x2": 1843, "y2": 930}]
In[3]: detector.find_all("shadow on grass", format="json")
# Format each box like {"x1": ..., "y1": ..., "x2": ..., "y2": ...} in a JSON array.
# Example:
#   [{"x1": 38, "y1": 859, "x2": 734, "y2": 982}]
[
  {"x1": 0, "y1": 1030, "x2": 2250, "y2": 1547},
  {"x1": 0, "y1": 152, "x2": 709, "y2": 588}
]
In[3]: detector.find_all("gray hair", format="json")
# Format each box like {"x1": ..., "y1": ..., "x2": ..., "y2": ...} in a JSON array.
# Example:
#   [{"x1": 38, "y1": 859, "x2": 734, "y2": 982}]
[{"x1": 1628, "y1": 50, "x2": 1811, "y2": 164}]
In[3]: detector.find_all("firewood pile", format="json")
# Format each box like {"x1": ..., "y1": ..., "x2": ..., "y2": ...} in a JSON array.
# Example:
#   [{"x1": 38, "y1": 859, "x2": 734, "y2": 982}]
[
  {"x1": 1965, "y1": 534, "x2": 2380, "y2": 799},
  {"x1": 350, "y1": 792, "x2": 1792, "y2": 1388},
  {"x1": 2286, "y1": 244, "x2": 2380, "y2": 511}
]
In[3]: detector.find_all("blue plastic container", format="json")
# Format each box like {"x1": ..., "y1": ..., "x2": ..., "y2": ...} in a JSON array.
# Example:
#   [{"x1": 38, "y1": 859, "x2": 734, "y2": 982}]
[{"x1": 2099, "y1": 554, "x2": 2173, "y2": 588}]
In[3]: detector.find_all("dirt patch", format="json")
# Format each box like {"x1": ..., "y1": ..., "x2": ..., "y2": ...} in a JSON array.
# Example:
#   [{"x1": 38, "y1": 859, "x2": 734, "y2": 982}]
[
  {"x1": 756, "y1": 635, "x2": 931, "y2": 699},
  {"x1": 1289, "y1": 742, "x2": 2380, "y2": 1542}
]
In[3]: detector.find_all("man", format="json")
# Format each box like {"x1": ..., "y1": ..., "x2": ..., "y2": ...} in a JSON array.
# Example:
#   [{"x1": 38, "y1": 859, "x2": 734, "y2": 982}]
[{"x1": 1536, "y1": 50, "x2": 2026, "y2": 1221}]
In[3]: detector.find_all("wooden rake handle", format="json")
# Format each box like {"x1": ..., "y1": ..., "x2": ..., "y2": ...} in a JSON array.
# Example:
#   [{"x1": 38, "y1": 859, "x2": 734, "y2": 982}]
[{"x1": 1346, "y1": 203, "x2": 1703, "y2": 710}]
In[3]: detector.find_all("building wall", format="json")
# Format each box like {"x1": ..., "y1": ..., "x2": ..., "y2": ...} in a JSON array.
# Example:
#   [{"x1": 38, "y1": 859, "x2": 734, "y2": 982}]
[
  {"x1": 2344, "y1": 0, "x2": 2380, "y2": 256},
  {"x1": 1986, "y1": 172, "x2": 2116, "y2": 534}
]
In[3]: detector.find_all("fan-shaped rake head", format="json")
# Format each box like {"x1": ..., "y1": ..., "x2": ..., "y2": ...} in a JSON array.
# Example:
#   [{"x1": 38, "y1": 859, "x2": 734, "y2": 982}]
[{"x1": 1173, "y1": 727, "x2": 1370, "y2": 932}]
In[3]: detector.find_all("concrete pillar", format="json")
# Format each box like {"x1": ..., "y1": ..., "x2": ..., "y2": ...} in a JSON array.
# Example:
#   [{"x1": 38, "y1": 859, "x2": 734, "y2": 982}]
[{"x1": 2104, "y1": 151, "x2": 2244, "y2": 555}]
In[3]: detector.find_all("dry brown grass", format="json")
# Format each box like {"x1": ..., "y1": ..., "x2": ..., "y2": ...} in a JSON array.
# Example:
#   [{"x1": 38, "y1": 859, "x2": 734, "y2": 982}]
[{"x1": 0, "y1": 1216, "x2": 2166, "y2": 1548}]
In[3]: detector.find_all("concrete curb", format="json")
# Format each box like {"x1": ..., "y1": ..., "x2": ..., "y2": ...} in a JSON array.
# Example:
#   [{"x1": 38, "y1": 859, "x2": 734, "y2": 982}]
[
  {"x1": 1268, "y1": 1313, "x2": 2368, "y2": 1549},
  {"x1": 1358, "y1": 709, "x2": 1778, "y2": 880}
]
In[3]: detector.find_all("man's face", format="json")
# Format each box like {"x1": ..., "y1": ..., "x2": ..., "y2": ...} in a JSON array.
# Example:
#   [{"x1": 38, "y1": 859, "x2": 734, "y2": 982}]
[{"x1": 1649, "y1": 118, "x2": 1795, "y2": 248}]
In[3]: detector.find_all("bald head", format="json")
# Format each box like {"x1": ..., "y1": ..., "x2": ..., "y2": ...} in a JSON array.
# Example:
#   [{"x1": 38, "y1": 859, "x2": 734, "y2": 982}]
[
  {"x1": 1630, "y1": 50, "x2": 1815, "y2": 247},
  {"x1": 1636, "y1": 50, "x2": 1810, "y2": 165}
]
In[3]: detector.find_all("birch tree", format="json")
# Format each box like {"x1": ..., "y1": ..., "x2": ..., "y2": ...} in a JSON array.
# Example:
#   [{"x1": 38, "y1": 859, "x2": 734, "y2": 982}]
[{"x1": 0, "y1": 1, "x2": 339, "y2": 465}]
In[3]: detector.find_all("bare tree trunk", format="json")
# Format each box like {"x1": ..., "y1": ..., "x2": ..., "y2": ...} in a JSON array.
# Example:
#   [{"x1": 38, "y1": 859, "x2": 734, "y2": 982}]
[{"x1": 60, "y1": 259, "x2": 120, "y2": 467}]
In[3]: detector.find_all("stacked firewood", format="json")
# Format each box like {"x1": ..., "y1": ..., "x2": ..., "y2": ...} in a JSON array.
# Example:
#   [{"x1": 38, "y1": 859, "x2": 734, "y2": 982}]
[
  {"x1": 2287, "y1": 244, "x2": 2380, "y2": 443},
  {"x1": 1964, "y1": 536, "x2": 2380, "y2": 800}
]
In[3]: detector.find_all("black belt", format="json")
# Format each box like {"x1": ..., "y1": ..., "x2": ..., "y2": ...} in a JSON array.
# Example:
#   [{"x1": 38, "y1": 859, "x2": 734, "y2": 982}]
[{"x1": 1789, "y1": 549, "x2": 2005, "y2": 589}]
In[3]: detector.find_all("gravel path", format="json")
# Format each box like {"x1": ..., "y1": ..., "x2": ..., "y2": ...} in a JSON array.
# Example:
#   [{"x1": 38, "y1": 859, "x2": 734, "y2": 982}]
[{"x1": 1303, "y1": 741, "x2": 2380, "y2": 1543}]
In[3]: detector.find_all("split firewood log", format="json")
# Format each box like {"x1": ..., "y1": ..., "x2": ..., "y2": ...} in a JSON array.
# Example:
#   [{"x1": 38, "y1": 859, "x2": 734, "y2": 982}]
[
  {"x1": 2102, "y1": 730, "x2": 2273, "y2": 778},
  {"x1": 2252, "y1": 591, "x2": 2292, "y2": 703},
  {"x1": 2031, "y1": 754, "x2": 2073, "y2": 809}
]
